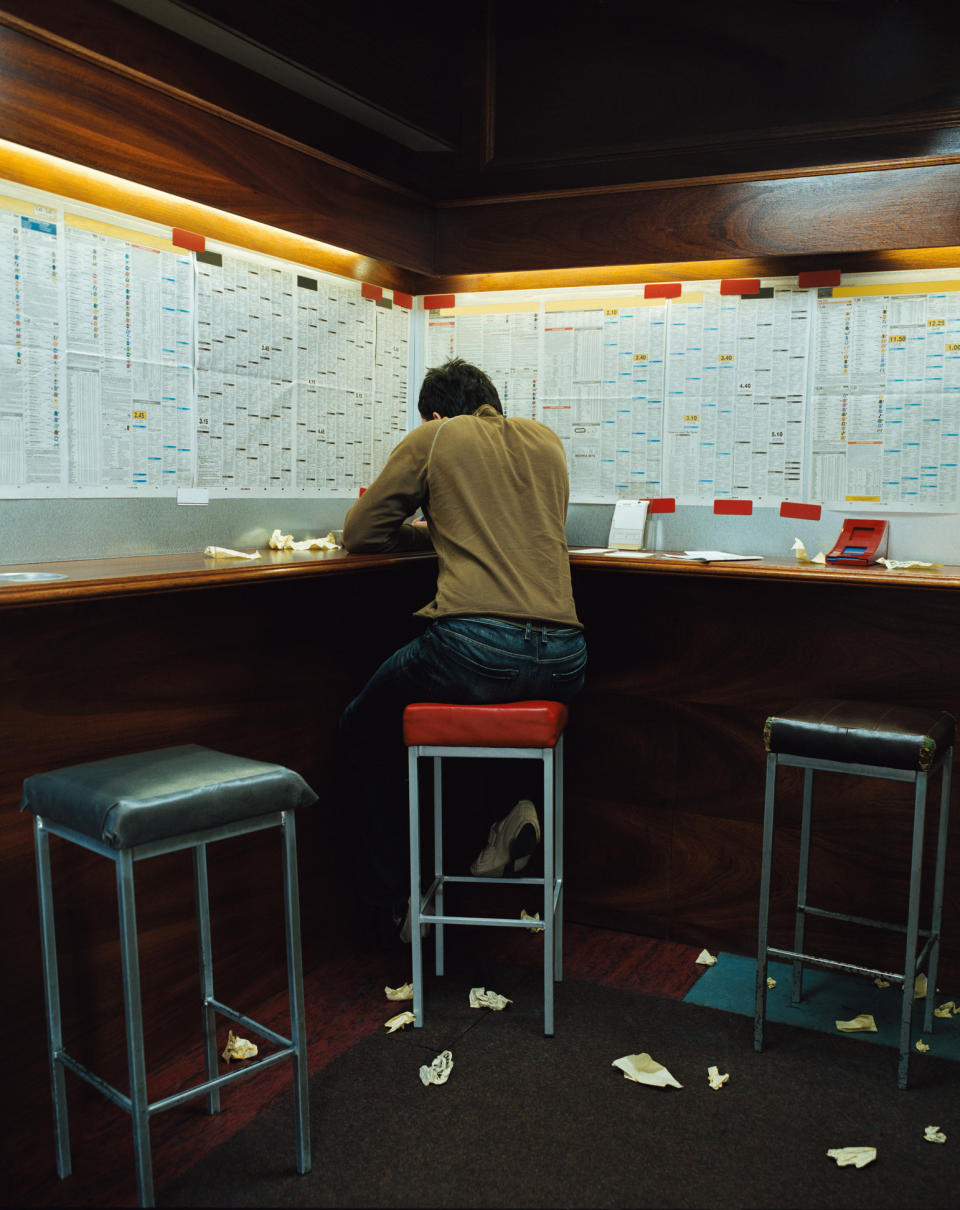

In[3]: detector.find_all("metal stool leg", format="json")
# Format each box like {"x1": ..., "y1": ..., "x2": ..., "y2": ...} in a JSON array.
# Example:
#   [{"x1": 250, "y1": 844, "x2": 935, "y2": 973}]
[
  {"x1": 34, "y1": 818, "x2": 72, "y2": 1180},
  {"x1": 116, "y1": 850, "x2": 154, "y2": 1208},
  {"x1": 924, "y1": 748, "x2": 953, "y2": 1033},
  {"x1": 554, "y1": 736, "x2": 565, "y2": 984},
  {"x1": 433, "y1": 754, "x2": 445, "y2": 977},
  {"x1": 408, "y1": 747, "x2": 424, "y2": 1028},
  {"x1": 542, "y1": 746, "x2": 555, "y2": 1037},
  {"x1": 755, "y1": 752, "x2": 778, "y2": 1052},
  {"x1": 281, "y1": 813, "x2": 310, "y2": 1174},
  {"x1": 192, "y1": 842, "x2": 221, "y2": 1116},
  {"x1": 899, "y1": 771, "x2": 929, "y2": 1089},
  {"x1": 792, "y1": 768, "x2": 814, "y2": 1004}
]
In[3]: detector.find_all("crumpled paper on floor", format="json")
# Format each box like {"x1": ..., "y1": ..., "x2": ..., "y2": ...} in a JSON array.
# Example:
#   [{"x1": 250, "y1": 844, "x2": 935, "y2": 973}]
[
  {"x1": 878, "y1": 558, "x2": 941, "y2": 571},
  {"x1": 612, "y1": 1053, "x2": 682, "y2": 1088},
  {"x1": 707, "y1": 1065, "x2": 729, "y2": 1090},
  {"x1": 385, "y1": 982, "x2": 413, "y2": 1001},
  {"x1": 924, "y1": 1125, "x2": 947, "y2": 1143},
  {"x1": 827, "y1": 1146, "x2": 876, "y2": 1168},
  {"x1": 914, "y1": 973, "x2": 928, "y2": 999},
  {"x1": 934, "y1": 1000, "x2": 957, "y2": 1018},
  {"x1": 384, "y1": 1011, "x2": 415, "y2": 1032},
  {"x1": 696, "y1": 949, "x2": 717, "y2": 965},
  {"x1": 203, "y1": 546, "x2": 261, "y2": 560},
  {"x1": 916, "y1": 1039, "x2": 930, "y2": 1053},
  {"x1": 766, "y1": 976, "x2": 777, "y2": 989},
  {"x1": 520, "y1": 909, "x2": 542, "y2": 932},
  {"x1": 469, "y1": 987, "x2": 512, "y2": 1011},
  {"x1": 792, "y1": 538, "x2": 825, "y2": 565},
  {"x1": 836, "y1": 1014, "x2": 878, "y2": 1032},
  {"x1": 221, "y1": 1030, "x2": 258, "y2": 1062},
  {"x1": 268, "y1": 528, "x2": 339, "y2": 552},
  {"x1": 875, "y1": 977, "x2": 891, "y2": 988},
  {"x1": 420, "y1": 1049, "x2": 453, "y2": 1086}
]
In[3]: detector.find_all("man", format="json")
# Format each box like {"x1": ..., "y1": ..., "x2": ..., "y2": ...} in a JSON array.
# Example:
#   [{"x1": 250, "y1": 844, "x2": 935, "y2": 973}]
[{"x1": 339, "y1": 358, "x2": 586, "y2": 939}]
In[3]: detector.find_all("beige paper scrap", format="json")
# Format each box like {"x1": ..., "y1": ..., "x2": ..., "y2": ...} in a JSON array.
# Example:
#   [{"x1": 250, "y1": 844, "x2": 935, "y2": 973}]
[
  {"x1": 766, "y1": 977, "x2": 777, "y2": 989},
  {"x1": 268, "y1": 528, "x2": 339, "y2": 552},
  {"x1": 221, "y1": 1030, "x2": 258, "y2": 1062},
  {"x1": 924, "y1": 1125, "x2": 946, "y2": 1143},
  {"x1": 203, "y1": 546, "x2": 261, "y2": 560},
  {"x1": 384, "y1": 1011, "x2": 415, "y2": 1032},
  {"x1": 520, "y1": 909, "x2": 542, "y2": 933},
  {"x1": 707, "y1": 1065, "x2": 729, "y2": 1090},
  {"x1": 695, "y1": 949, "x2": 717, "y2": 965},
  {"x1": 934, "y1": 1000, "x2": 957, "y2": 1018},
  {"x1": 879, "y1": 558, "x2": 941, "y2": 570},
  {"x1": 419, "y1": 1049, "x2": 453, "y2": 1086},
  {"x1": 612, "y1": 1053, "x2": 682, "y2": 1088},
  {"x1": 835, "y1": 1014, "x2": 878, "y2": 1033},
  {"x1": 916, "y1": 1040, "x2": 930, "y2": 1053},
  {"x1": 826, "y1": 1146, "x2": 876, "y2": 1168},
  {"x1": 792, "y1": 538, "x2": 825, "y2": 565},
  {"x1": 469, "y1": 987, "x2": 512, "y2": 1011},
  {"x1": 875, "y1": 977, "x2": 891, "y2": 988},
  {"x1": 914, "y1": 973, "x2": 928, "y2": 999},
  {"x1": 385, "y1": 982, "x2": 414, "y2": 1001}
]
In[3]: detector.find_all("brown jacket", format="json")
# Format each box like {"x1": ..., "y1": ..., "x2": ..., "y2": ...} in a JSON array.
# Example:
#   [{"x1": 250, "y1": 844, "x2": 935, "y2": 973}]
[{"x1": 342, "y1": 405, "x2": 581, "y2": 627}]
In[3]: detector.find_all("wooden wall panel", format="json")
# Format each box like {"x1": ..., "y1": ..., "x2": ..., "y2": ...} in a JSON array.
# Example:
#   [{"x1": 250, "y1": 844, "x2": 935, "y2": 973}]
[
  {"x1": 0, "y1": 22, "x2": 434, "y2": 282},
  {"x1": 436, "y1": 164, "x2": 960, "y2": 274}
]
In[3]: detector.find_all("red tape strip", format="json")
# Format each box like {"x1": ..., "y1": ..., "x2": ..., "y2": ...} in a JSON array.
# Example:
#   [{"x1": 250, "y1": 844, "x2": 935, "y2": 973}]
[
  {"x1": 780, "y1": 501, "x2": 822, "y2": 520},
  {"x1": 361, "y1": 283, "x2": 383, "y2": 301},
  {"x1": 172, "y1": 227, "x2": 205, "y2": 252},
  {"x1": 424, "y1": 294, "x2": 455, "y2": 310},
  {"x1": 644, "y1": 283, "x2": 682, "y2": 299},
  {"x1": 393, "y1": 292, "x2": 413, "y2": 309},
  {"x1": 720, "y1": 279, "x2": 760, "y2": 295},
  {"x1": 644, "y1": 497, "x2": 676, "y2": 513},
  {"x1": 797, "y1": 270, "x2": 841, "y2": 289},
  {"x1": 714, "y1": 499, "x2": 753, "y2": 515}
]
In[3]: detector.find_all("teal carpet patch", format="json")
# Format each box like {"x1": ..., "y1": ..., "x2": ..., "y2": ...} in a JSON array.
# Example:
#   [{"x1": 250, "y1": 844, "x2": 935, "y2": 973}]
[{"x1": 683, "y1": 954, "x2": 960, "y2": 1062}]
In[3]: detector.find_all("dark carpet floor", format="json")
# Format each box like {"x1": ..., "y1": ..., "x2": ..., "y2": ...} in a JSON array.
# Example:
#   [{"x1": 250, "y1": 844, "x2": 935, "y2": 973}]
[{"x1": 160, "y1": 958, "x2": 959, "y2": 1209}]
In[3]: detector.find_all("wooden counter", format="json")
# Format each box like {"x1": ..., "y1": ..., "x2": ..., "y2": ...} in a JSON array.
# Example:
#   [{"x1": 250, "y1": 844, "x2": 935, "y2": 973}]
[{"x1": 2, "y1": 545, "x2": 958, "y2": 1152}]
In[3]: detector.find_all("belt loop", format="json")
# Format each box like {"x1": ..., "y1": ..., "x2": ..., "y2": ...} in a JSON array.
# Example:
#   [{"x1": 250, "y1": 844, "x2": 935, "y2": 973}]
[
  {"x1": 524, "y1": 620, "x2": 532, "y2": 641},
  {"x1": 541, "y1": 623, "x2": 549, "y2": 644}
]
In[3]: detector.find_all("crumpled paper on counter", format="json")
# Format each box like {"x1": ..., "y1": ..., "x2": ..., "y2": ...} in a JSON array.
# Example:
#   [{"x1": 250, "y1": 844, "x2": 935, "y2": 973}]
[
  {"x1": 792, "y1": 538, "x2": 825, "y2": 565},
  {"x1": 827, "y1": 1146, "x2": 876, "y2": 1168},
  {"x1": 384, "y1": 1011, "x2": 415, "y2": 1033},
  {"x1": 878, "y1": 558, "x2": 941, "y2": 571},
  {"x1": 469, "y1": 987, "x2": 512, "y2": 1011},
  {"x1": 835, "y1": 1014, "x2": 878, "y2": 1033},
  {"x1": 612, "y1": 1052, "x2": 682, "y2": 1088},
  {"x1": 420, "y1": 1049, "x2": 453, "y2": 1086},
  {"x1": 707, "y1": 1065, "x2": 729, "y2": 1090},
  {"x1": 221, "y1": 1030, "x2": 258, "y2": 1062},
  {"x1": 385, "y1": 982, "x2": 413, "y2": 1001},
  {"x1": 924, "y1": 1125, "x2": 947, "y2": 1143},
  {"x1": 203, "y1": 546, "x2": 261, "y2": 560},
  {"x1": 268, "y1": 528, "x2": 340, "y2": 552}
]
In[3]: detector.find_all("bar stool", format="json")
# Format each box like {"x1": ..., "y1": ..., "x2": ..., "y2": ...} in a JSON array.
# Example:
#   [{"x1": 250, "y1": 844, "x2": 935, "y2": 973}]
[
  {"x1": 21, "y1": 744, "x2": 318, "y2": 1207},
  {"x1": 404, "y1": 700, "x2": 567, "y2": 1035},
  {"x1": 755, "y1": 700, "x2": 955, "y2": 1088}
]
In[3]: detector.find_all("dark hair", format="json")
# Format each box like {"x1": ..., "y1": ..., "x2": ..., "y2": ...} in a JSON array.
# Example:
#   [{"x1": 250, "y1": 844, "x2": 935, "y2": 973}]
[{"x1": 417, "y1": 358, "x2": 503, "y2": 419}]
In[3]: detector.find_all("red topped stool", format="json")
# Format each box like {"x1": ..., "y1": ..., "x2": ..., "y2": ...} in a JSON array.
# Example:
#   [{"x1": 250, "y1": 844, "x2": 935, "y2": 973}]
[{"x1": 403, "y1": 700, "x2": 568, "y2": 1035}]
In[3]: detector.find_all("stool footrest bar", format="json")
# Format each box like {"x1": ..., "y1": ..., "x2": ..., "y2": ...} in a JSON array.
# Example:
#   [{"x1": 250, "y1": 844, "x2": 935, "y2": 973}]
[
  {"x1": 57, "y1": 1050, "x2": 132, "y2": 1113},
  {"x1": 206, "y1": 998, "x2": 293, "y2": 1050},
  {"x1": 419, "y1": 912, "x2": 553, "y2": 928},
  {"x1": 146, "y1": 1048, "x2": 296, "y2": 1115},
  {"x1": 799, "y1": 904, "x2": 930, "y2": 936},
  {"x1": 768, "y1": 947, "x2": 909, "y2": 984}
]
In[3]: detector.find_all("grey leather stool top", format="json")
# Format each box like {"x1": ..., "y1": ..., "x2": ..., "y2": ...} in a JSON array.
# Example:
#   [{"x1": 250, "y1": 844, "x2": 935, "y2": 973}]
[
  {"x1": 764, "y1": 700, "x2": 956, "y2": 772},
  {"x1": 20, "y1": 745, "x2": 317, "y2": 848}
]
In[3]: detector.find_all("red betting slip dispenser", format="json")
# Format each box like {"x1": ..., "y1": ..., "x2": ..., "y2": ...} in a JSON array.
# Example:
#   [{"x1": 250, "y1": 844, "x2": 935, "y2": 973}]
[{"x1": 825, "y1": 519, "x2": 889, "y2": 567}]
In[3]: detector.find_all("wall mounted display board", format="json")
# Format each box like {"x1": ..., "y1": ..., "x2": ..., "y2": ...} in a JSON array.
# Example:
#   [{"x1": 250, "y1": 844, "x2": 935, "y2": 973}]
[
  {"x1": 0, "y1": 179, "x2": 411, "y2": 500},
  {"x1": 425, "y1": 274, "x2": 960, "y2": 513}
]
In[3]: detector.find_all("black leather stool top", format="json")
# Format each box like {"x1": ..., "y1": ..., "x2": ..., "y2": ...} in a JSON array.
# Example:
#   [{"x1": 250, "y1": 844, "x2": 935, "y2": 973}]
[
  {"x1": 764, "y1": 700, "x2": 956, "y2": 772},
  {"x1": 20, "y1": 745, "x2": 317, "y2": 849}
]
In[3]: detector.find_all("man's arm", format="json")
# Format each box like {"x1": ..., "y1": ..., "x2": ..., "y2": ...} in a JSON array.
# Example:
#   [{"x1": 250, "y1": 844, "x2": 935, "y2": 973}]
[{"x1": 342, "y1": 428, "x2": 434, "y2": 553}]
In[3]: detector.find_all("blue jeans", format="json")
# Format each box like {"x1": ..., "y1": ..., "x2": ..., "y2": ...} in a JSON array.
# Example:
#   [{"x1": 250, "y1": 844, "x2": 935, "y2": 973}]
[{"x1": 339, "y1": 616, "x2": 587, "y2": 910}]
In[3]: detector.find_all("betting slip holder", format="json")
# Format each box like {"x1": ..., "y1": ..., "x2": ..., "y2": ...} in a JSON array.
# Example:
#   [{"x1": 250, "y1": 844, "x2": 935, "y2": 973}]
[{"x1": 608, "y1": 499, "x2": 649, "y2": 550}]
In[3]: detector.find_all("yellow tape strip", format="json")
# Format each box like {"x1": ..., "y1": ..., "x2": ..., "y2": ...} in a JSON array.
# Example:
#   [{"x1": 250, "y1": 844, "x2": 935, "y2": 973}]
[
  {"x1": 833, "y1": 281, "x2": 960, "y2": 297},
  {"x1": 65, "y1": 212, "x2": 176, "y2": 252}
]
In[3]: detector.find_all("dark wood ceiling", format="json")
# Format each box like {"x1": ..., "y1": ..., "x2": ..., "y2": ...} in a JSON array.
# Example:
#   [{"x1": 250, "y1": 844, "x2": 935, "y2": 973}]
[{"x1": 7, "y1": 0, "x2": 960, "y2": 202}]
